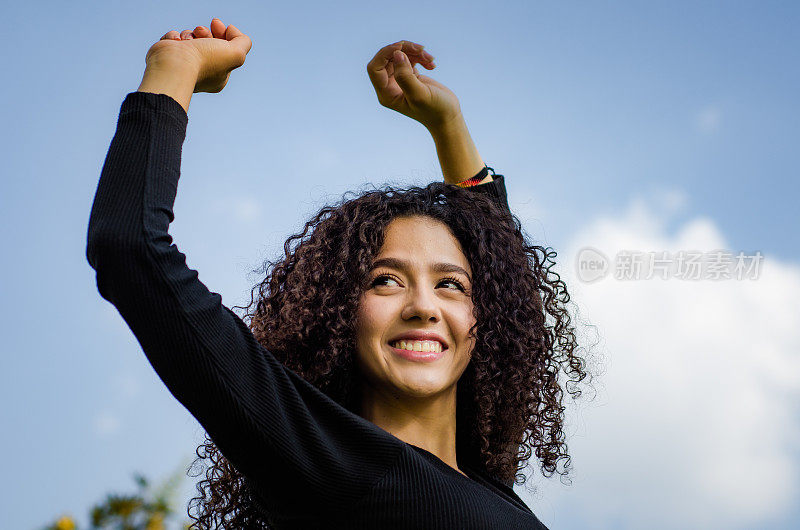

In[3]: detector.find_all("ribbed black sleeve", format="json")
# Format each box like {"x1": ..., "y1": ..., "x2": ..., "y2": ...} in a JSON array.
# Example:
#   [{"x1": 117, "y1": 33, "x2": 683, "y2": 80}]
[
  {"x1": 459, "y1": 173, "x2": 510, "y2": 215},
  {"x1": 86, "y1": 91, "x2": 548, "y2": 529}
]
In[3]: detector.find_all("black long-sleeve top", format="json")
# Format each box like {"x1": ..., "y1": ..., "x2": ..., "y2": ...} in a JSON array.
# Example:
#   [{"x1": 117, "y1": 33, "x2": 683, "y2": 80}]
[{"x1": 86, "y1": 91, "x2": 548, "y2": 529}]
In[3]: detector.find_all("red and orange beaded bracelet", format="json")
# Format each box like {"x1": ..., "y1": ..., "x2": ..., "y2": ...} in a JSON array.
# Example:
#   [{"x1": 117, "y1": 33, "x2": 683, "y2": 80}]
[{"x1": 455, "y1": 165, "x2": 493, "y2": 188}]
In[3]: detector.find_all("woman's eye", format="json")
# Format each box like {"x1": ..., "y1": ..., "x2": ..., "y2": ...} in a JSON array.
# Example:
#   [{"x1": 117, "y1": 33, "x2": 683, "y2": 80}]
[
  {"x1": 371, "y1": 274, "x2": 399, "y2": 287},
  {"x1": 370, "y1": 274, "x2": 466, "y2": 292},
  {"x1": 440, "y1": 278, "x2": 466, "y2": 292}
]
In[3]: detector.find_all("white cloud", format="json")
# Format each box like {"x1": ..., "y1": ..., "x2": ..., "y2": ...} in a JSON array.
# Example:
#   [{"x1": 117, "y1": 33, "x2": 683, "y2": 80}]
[
  {"x1": 111, "y1": 372, "x2": 141, "y2": 400},
  {"x1": 695, "y1": 105, "x2": 722, "y2": 134},
  {"x1": 233, "y1": 196, "x2": 262, "y2": 222},
  {"x1": 518, "y1": 191, "x2": 800, "y2": 529},
  {"x1": 92, "y1": 411, "x2": 121, "y2": 438},
  {"x1": 657, "y1": 188, "x2": 688, "y2": 216},
  {"x1": 209, "y1": 194, "x2": 263, "y2": 222}
]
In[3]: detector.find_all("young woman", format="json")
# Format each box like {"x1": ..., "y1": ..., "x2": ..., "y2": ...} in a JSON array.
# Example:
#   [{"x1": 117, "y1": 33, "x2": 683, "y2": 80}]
[{"x1": 86, "y1": 18, "x2": 588, "y2": 529}]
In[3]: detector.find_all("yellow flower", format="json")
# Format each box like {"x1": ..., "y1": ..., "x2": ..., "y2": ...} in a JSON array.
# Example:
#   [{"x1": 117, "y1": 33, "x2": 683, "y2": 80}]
[
  {"x1": 54, "y1": 516, "x2": 76, "y2": 530},
  {"x1": 145, "y1": 512, "x2": 165, "y2": 530}
]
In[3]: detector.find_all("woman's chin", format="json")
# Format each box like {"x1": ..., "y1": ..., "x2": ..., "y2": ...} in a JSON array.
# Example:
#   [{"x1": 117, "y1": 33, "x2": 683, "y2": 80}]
[{"x1": 389, "y1": 369, "x2": 455, "y2": 398}]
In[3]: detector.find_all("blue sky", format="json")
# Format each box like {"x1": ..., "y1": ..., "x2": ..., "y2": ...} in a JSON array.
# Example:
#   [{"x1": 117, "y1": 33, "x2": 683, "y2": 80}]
[{"x1": 2, "y1": 1, "x2": 798, "y2": 528}]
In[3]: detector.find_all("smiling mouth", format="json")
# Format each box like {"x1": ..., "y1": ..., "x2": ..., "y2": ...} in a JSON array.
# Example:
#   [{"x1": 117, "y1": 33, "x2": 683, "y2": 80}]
[
  {"x1": 388, "y1": 340, "x2": 446, "y2": 353},
  {"x1": 388, "y1": 341, "x2": 446, "y2": 362}
]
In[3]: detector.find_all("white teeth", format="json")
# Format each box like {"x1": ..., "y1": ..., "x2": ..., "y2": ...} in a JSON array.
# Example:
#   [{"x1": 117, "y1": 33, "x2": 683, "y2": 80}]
[{"x1": 391, "y1": 340, "x2": 443, "y2": 353}]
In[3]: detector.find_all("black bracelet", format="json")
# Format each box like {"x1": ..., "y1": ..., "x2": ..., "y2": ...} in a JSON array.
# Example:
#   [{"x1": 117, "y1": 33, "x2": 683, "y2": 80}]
[{"x1": 455, "y1": 165, "x2": 491, "y2": 188}]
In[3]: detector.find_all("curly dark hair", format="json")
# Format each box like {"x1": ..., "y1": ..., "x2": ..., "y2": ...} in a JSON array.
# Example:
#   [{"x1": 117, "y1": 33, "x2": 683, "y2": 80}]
[{"x1": 186, "y1": 180, "x2": 592, "y2": 528}]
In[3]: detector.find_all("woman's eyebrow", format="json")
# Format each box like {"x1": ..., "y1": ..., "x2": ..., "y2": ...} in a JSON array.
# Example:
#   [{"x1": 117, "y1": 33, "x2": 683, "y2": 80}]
[{"x1": 370, "y1": 257, "x2": 472, "y2": 282}]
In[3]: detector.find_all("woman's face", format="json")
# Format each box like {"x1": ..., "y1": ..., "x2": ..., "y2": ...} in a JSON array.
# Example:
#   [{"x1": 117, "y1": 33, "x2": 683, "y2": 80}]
[{"x1": 354, "y1": 215, "x2": 476, "y2": 400}]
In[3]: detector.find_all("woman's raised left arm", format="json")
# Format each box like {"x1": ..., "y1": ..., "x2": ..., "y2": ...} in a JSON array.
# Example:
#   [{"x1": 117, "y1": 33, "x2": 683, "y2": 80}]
[
  {"x1": 366, "y1": 39, "x2": 493, "y2": 185},
  {"x1": 426, "y1": 114, "x2": 492, "y2": 185}
]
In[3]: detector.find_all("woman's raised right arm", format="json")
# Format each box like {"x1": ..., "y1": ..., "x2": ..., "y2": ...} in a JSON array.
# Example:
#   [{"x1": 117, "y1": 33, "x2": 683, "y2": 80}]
[
  {"x1": 86, "y1": 21, "x2": 405, "y2": 521},
  {"x1": 366, "y1": 40, "x2": 510, "y2": 214}
]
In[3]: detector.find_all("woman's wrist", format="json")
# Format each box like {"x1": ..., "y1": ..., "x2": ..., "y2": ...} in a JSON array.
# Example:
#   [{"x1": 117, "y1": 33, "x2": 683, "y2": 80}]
[
  {"x1": 137, "y1": 60, "x2": 201, "y2": 113},
  {"x1": 427, "y1": 115, "x2": 486, "y2": 185}
]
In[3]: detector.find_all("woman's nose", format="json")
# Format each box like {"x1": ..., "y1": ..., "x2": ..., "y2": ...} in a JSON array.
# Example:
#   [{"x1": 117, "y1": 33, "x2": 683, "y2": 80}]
[{"x1": 400, "y1": 286, "x2": 440, "y2": 322}]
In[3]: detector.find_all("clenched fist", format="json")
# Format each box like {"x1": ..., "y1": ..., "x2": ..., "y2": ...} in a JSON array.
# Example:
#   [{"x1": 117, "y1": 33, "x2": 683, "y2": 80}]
[
  {"x1": 366, "y1": 40, "x2": 462, "y2": 131},
  {"x1": 145, "y1": 17, "x2": 252, "y2": 94}
]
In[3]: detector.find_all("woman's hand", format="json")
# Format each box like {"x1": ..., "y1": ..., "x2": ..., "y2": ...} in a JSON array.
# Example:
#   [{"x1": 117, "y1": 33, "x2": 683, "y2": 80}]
[
  {"x1": 145, "y1": 18, "x2": 252, "y2": 94},
  {"x1": 366, "y1": 40, "x2": 462, "y2": 132}
]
